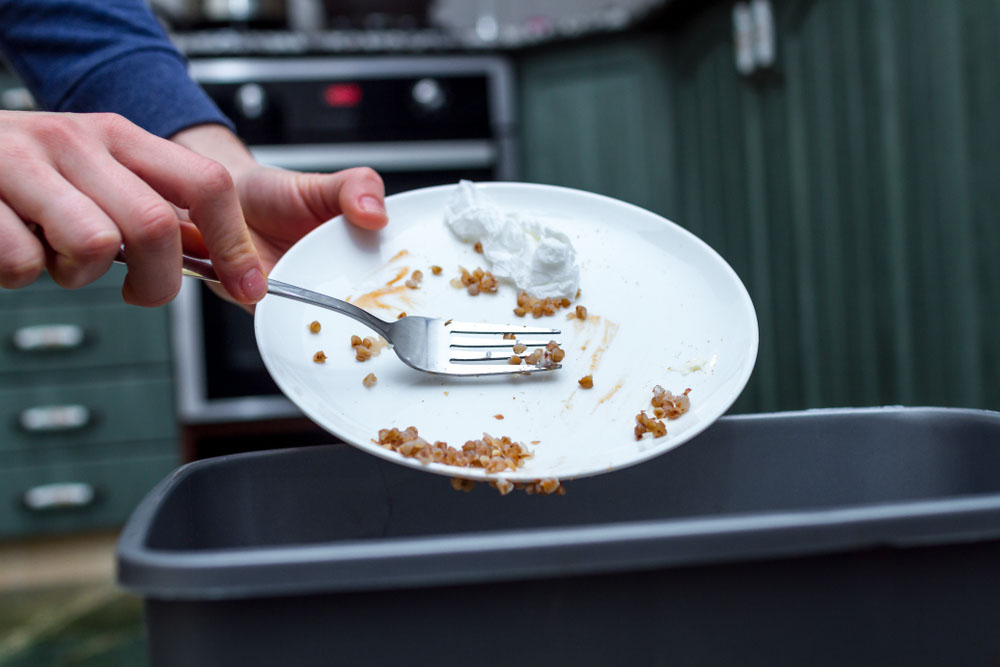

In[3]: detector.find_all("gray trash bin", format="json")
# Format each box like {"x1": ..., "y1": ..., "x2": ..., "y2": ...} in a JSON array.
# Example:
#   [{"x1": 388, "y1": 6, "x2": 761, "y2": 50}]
[{"x1": 117, "y1": 407, "x2": 1000, "y2": 666}]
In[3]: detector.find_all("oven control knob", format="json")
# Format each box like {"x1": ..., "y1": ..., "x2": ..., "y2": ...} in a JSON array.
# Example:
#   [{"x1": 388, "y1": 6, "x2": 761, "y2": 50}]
[
  {"x1": 411, "y1": 78, "x2": 446, "y2": 113},
  {"x1": 235, "y1": 83, "x2": 267, "y2": 120}
]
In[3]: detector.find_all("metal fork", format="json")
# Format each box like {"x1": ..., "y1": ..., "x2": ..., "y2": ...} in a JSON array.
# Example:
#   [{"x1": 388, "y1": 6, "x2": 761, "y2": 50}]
[{"x1": 115, "y1": 250, "x2": 562, "y2": 376}]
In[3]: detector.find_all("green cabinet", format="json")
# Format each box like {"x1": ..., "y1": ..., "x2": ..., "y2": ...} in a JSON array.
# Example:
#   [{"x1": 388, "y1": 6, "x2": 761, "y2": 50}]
[
  {"x1": 0, "y1": 453, "x2": 176, "y2": 539},
  {"x1": 0, "y1": 265, "x2": 178, "y2": 539},
  {"x1": 517, "y1": 0, "x2": 1000, "y2": 413}
]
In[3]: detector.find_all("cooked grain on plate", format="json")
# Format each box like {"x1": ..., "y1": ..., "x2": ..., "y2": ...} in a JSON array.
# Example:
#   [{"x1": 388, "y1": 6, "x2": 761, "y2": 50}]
[
  {"x1": 312, "y1": 351, "x2": 327, "y2": 363},
  {"x1": 513, "y1": 291, "x2": 574, "y2": 318},
  {"x1": 651, "y1": 385, "x2": 692, "y2": 419},
  {"x1": 578, "y1": 374, "x2": 594, "y2": 389},
  {"x1": 375, "y1": 427, "x2": 532, "y2": 474},
  {"x1": 308, "y1": 320, "x2": 321, "y2": 333},
  {"x1": 453, "y1": 266, "x2": 499, "y2": 296},
  {"x1": 351, "y1": 335, "x2": 384, "y2": 362},
  {"x1": 375, "y1": 427, "x2": 565, "y2": 497},
  {"x1": 362, "y1": 373, "x2": 377, "y2": 388},
  {"x1": 404, "y1": 269, "x2": 424, "y2": 290},
  {"x1": 633, "y1": 386, "x2": 691, "y2": 440}
]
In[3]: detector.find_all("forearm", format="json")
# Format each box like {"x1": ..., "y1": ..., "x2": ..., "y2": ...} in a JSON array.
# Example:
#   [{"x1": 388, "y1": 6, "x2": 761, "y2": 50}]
[{"x1": 0, "y1": 0, "x2": 233, "y2": 138}]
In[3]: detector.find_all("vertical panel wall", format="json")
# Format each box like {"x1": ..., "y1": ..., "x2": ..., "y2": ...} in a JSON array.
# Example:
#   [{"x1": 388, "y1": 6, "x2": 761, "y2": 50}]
[{"x1": 518, "y1": 0, "x2": 1000, "y2": 413}]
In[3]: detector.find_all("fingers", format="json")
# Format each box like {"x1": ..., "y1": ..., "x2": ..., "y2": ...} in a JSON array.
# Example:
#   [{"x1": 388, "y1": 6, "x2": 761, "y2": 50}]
[
  {"x1": 99, "y1": 115, "x2": 266, "y2": 303},
  {"x1": 179, "y1": 221, "x2": 210, "y2": 258},
  {"x1": 54, "y1": 147, "x2": 185, "y2": 306},
  {"x1": 0, "y1": 158, "x2": 121, "y2": 290},
  {"x1": 0, "y1": 198, "x2": 45, "y2": 289}
]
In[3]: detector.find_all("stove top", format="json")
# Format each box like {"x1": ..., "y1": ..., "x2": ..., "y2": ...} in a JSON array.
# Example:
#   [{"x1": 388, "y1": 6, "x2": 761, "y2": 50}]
[{"x1": 169, "y1": 28, "x2": 464, "y2": 57}]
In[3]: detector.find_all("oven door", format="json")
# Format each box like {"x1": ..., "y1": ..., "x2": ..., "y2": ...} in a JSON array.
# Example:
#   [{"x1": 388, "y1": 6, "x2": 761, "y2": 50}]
[{"x1": 171, "y1": 150, "x2": 505, "y2": 424}]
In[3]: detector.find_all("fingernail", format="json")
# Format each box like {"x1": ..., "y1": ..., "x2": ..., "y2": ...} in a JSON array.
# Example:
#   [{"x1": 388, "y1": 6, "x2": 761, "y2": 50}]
[
  {"x1": 359, "y1": 195, "x2": 385, "y2": 214},
  {"x1": 240, "y1": 267, "x2": 268, "y2": 302}
]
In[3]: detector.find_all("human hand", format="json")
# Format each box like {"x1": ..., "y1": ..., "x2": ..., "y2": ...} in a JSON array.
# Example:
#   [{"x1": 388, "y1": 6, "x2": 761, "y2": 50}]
[
  {"x1": 0, "y1": 111, "x2": 267, "y2": 305},
  {"x1": 170, "y1": 124, "x2": 388, "y2": 308},
  {"x1": 235, "y1": 164, "x2": 388, "y2": 274}
]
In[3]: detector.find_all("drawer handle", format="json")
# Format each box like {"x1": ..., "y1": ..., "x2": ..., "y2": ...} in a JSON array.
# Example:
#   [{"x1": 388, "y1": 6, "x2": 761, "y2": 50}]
[
  {"x1": 11, "y1": 324, "x2": 86, "y2": 351},
  {"x1": 20, "y1": 405, "x2": 92, "y2": 432},
  {"x1": 22, "y1": 482, "x2": 97, "y2": 512}
]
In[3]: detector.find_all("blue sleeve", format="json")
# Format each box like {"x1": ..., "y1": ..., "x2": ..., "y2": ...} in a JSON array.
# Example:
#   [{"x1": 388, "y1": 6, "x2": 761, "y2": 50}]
[{"x1": 0, "y1": 0, "x2": 234, "y2": 138}]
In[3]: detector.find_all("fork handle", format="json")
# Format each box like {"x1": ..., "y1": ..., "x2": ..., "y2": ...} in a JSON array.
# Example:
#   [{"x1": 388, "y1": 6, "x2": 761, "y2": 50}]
[
  {"x1": 265, "y1": 279, "x2": 393, "y2": 340},
  {"x1": 114, "y1": 248, "x2": 222, "y2": 285},
  {"x1": 113, "y1": 248, "x2": 393, "y2": 340}
]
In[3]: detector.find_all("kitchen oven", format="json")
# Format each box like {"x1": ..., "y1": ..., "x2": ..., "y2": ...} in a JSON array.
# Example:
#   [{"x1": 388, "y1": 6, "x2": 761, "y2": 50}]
[{"x1": 172, "y1": 55, "x2": 517, "y2": 428}]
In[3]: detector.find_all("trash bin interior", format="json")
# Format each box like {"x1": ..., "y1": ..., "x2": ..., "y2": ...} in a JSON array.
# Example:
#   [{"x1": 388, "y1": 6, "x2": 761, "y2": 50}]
[{"x1": 142, "y1": 407, "x2": 1000, "y2": 552}]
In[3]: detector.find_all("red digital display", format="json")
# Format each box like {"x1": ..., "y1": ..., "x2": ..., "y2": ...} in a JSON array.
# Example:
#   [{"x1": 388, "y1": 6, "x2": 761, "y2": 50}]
[{"x1": 323, "y1": 83, "x2": 363, "y2": 108}]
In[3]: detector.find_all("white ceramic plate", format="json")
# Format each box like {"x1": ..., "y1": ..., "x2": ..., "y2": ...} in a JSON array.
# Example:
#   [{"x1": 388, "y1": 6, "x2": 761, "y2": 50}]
[{"x1": 255, "y1": 182, "x2": 758, "y2": 483}]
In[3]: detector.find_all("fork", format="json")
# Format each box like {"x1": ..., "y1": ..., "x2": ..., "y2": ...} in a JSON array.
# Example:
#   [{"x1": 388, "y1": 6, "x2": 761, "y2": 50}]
[{"x1": 115, "y1": 250, "x2": 562, "y2": 376}]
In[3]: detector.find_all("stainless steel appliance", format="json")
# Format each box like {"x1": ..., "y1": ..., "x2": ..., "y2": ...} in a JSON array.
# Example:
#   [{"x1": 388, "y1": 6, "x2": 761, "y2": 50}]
[{"x1": 172, "y1": 55, "x2": 517, "y2": 426}]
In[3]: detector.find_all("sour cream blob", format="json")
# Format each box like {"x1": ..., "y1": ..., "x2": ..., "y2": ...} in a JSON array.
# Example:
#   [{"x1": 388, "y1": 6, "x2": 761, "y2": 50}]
[{"x1": 443, "y1": 181, "x2": 580, "y2": 300}]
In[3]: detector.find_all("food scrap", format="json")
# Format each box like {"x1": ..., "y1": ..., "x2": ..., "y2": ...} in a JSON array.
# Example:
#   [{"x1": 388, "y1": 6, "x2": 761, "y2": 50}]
[
  {"x1": 312, "y1": 351, "x2": 327, "y2": 363},
  {"x1": 651, "y1": 385, "x2": 692, "y2": 419},
  {"x1": 308, "y1": 320, "x2": 322, "y2": 333},
  {"x1": 350, "y1": 335, "x2": 387, "y2": 362},
  {"x1": 634, "y1": 386, "x2": 691, "y2": 440},
  {"x1": 449, "y1": 477, "x2": 566, "y2": 496},
  {"x1": 508, "y1": 340, "x2": 565, "y2": 369},
  {"x1": 451, "y1": 266, "x2": 499, "y2": 296},
  {"x1": 362, "y1": 373, "x2": 377, "y2": 388},
  {"x1": 451, "y1": 477, "x2": 476, "y2": 492},
  {"x1": 405, "y1": 269, "x2": 423, "y2": 289},
  {"x1": 513, "y1": 291, "x2": 574, "y2": 318},
  {"x1": 578, "y1": 374, "x2": 594, "y2": 389},
  {"x1": 524, "y1": 479, "x2": 565, "y2": 495},
  {"x1": 430, "y1": 265, "x2": 443, "y2": 275},
  {"x1": 376, "y1": 427, "x2": 532, "y2": 474}
]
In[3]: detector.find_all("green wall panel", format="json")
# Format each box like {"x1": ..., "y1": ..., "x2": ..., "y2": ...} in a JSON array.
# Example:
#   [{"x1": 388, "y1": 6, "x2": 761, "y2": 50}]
[{"x1": 518, "y1": 0, "x2": 1000, "y2": 413}]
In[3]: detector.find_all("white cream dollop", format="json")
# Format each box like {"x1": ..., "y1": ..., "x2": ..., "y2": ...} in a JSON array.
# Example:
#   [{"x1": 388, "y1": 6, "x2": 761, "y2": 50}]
[{"x1": 444, "y1": 180, "x2": 580, "y2": 299}]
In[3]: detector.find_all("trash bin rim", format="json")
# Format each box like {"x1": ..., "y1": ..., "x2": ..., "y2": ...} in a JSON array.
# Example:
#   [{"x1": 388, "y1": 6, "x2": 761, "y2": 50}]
[{"x1": 117, "y1": 405, "x2": 1000, "y2": 601}]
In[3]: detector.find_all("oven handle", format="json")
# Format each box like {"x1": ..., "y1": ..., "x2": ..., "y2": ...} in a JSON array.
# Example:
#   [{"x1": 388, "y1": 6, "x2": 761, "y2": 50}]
[{"x1": 249, "y1": 140, "x2": 497, "y2": 172}]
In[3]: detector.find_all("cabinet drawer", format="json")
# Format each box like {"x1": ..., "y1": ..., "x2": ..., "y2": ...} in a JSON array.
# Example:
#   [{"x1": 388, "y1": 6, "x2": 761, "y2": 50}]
[
  {"x1": 0, "y1": 303, "x2": 169, "y2": 376},
  {"x1": 0, "y1": 266, "x2": 127, "y2": 308},
  {"x1": 0, "y1": 453, "x2": 177, "y2": 539},
  {"x1": 0, "y1": 378, "x2": 177, "y2": 453}
]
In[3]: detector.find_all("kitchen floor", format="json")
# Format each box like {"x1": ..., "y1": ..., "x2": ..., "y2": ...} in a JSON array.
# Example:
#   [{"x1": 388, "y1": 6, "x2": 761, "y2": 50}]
[{"x1": 0, "y1": 531, "x2": 147, "y2": 666}]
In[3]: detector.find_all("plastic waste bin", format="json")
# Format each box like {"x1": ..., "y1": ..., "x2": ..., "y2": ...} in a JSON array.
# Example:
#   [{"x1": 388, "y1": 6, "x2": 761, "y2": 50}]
[{"x1": 117, "y1": 407, "x2": 1000, "y2": 666}]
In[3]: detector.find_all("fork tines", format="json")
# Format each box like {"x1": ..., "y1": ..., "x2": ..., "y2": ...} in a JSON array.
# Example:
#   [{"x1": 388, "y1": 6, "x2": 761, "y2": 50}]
[
  {"x1": 446, "y1": 320, "x2": 561, "y2": 364},
  {"x1": 446, "y1": 321, "x2": 561, "y2": 336}
]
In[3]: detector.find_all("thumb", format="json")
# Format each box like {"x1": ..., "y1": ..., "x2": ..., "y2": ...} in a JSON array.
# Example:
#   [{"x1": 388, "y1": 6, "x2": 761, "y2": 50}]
[{"x1": 302, "y1": 166, "x2": 388, "y2": 231}]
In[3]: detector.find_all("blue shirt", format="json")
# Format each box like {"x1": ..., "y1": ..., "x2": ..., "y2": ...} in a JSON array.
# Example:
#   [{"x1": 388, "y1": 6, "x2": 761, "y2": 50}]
[{"x1": 0, "y1": 0, "x2": 233, "y2": 138}]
